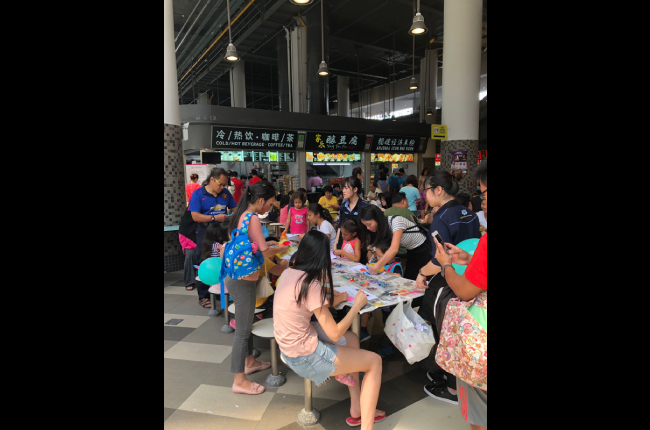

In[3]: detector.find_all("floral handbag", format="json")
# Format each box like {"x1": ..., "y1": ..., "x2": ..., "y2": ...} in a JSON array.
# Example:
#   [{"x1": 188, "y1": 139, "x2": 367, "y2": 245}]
[
  {"x1": 435, "y1": 291, "x2": 487, "y2": 390},
  {"x1": 221, "y1": 212, "x2": 265, "y2": 281}
]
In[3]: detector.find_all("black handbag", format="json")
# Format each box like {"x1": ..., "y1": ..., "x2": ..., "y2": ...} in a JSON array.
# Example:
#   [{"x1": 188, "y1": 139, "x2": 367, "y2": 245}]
[{"x1": 178, "y1": 209, "x2": 198, "y2": 244}]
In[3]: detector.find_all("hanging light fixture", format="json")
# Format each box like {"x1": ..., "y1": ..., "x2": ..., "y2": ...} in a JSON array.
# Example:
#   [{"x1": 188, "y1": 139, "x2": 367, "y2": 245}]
[
  {"x1": 224, "y1": 0, "x2": 239, "y2": 62},
  {"x1": 289, "y1": 0, "x2": 314, "y2": 5},
  {"x1": 409, "y1": 35, "x2": 418, "y2": 89},
  {"x1": 318, "y1": 0, "x2": 329, "y2": 76},
  {"x1": 408, "y1": 0, "x2": 428, "y2": 35}
]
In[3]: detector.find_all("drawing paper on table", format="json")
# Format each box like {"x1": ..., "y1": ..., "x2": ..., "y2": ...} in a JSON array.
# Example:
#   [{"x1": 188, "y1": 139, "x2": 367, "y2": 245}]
[{"x1": 334, "y1": 286, "x2": 379, "y2": 301}]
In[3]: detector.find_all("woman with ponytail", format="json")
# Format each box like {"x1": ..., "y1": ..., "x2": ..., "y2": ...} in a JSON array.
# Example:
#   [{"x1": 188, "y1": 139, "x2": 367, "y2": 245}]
[
  {"x1": 225, "y1": 181, "x2": 290, "y2": 396},
  {"x1": 304, "y1": 203, "x2": 336, "y2": 251},
  {"x1": 413, "y1": 170, "x2": 481, "y2": 405}
]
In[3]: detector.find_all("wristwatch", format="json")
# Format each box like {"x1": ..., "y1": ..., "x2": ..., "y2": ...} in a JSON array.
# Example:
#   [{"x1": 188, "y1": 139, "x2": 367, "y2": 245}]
[
  {"x1": 441, "y1": 264, "x2": 454, "y2": 278},
  {"x1": 211, "y1": 215, "x2": 215, "y2": 222}
]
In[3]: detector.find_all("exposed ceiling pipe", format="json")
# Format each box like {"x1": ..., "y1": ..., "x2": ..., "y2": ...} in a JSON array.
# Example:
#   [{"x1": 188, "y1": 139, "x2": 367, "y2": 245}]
[
  {"x1": 176, "y1": 0, "x2": 212, "y2": 53},
  {"x1": 178, "y1": 0, "x2": 257, "y2": 84},
  {"x1": 175, "y1": 0, "x2": 203, "y2": 43}
]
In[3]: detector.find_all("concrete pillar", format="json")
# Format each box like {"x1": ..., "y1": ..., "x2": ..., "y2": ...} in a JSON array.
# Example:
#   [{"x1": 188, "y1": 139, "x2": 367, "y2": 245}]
[
  {"x1": 291, "y1": 26, "x2": 308, "y2": 113},
  {"x1": 229, "y1": 60, "x2": 247, "y2": 108},
  {"x1": 337, "y1": 76, "x2": 350, "y2": 117},
  {"x1": 441, "y1": 0, "x2": 482, "y2": 194},
  {"x1": 306, "y1": 3, "x2": 329, "y2": 115},
  {"x1": 164, "y1": 0, "x2": 186, "y2": 272},
  {"x1": 277, "y1": 35, "x2": 290, "y2": 112}
]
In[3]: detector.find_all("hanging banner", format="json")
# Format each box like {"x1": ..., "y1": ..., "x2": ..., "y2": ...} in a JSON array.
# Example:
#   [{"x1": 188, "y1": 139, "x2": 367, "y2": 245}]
[
  {"x1": 211, "y1": 126, "x2": 298, "y2": 150},
  {"x1": 451, "y1": 151, "x2": 468, "y2": 173},
  {"x1": 305, "y1": 132, "x2": 366, "y2": 152}
]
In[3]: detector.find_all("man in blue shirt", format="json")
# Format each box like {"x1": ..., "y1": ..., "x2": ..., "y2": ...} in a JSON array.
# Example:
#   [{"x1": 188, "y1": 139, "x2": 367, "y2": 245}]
[{"x1": 188, "y1": 168, "x2": 237, "y2": 309}]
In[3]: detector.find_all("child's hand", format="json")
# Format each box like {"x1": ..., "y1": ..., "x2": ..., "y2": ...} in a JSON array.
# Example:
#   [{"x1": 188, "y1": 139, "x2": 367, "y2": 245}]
[
  {"x1": 367, "y1": 265, "x2": 379, "y2": 275},
  {"x1": 333, "y1": 249, "x2": 342, "y2": 256},
  {"x1": 353, "y1": 290, "x2": 367, "y2": 309}
]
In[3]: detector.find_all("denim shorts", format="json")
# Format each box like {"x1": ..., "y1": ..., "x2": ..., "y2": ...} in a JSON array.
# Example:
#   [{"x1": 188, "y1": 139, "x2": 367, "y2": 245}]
[{"x1": 281, "y1": 340, "x2": 338, "y2": 386}]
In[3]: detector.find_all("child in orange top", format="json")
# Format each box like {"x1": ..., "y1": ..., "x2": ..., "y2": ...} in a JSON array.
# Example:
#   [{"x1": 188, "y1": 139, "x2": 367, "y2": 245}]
[{"x1": 334, "y1": 219, "x2": 361, "y2": 262}]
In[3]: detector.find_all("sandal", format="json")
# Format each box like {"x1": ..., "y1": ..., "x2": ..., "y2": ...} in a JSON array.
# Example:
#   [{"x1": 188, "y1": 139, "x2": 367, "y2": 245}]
[
  {"x1": 186, "y1": 284, "x2": 195, "y2": 291},
  {"x1": 346, "y1": 413, "x2": 386, "y2": 427},
  {"x1": 232, "y1": 381, "x2": 266, "y2": 395},
  {"x1": 335, "y1": 374, "x2": 357, "y2": 387},
  {"x1": 199, "y1": 298, "x2": 211, "y2": 308}
]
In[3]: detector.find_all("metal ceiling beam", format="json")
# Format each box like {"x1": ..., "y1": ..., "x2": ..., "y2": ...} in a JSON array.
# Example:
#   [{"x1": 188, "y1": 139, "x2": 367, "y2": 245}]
[
  {"x1": 180, "y1": 0, "x2": 287, "y2": 97},
  {"x1": 394, "y1": 0, "x2": 443, "y2": 18},
  {"x1": 328, "y1": 68, "x2": 388, "y2": 82}
]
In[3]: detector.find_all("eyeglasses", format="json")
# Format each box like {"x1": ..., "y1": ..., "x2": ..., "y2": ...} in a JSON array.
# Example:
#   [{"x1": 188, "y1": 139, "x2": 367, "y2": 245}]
[
  {"x1": 423, "y1": 186, "x2": 438, "y2": 193},
  {"x1": 213, "y1": 178, "x2": 228, "y2": 187},
  {"x1": 479, "y1": 189, "x2": 487, "y2": 200}
]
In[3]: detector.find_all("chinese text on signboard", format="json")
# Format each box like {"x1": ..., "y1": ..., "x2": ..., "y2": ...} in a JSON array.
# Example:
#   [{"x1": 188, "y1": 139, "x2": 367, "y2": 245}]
[{"x1": 212, "y1": 126, "x2": 298, "y2": 150}]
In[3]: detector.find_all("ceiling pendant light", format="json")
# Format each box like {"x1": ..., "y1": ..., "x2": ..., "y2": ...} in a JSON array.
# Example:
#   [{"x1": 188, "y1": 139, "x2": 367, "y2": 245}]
[
  {"x1": 408, "y1": 0, "x2": 428, "y2": 36},
  {"x1": 289, "y1": 0, "x2": 314, "y2": 5},
  {"x1": 224, "y1": 0, "x2": 239, "y2": 62},
  {"x1": 318, "y1": 0, "x2": 329, "y2": 76},
  {"x1": 409, "y1": 35, "x2": 418, "y2": 89}
]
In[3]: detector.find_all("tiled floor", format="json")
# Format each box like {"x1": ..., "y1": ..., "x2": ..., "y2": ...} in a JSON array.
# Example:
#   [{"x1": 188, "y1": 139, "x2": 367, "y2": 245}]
[{"x1": 164, "y1": 270, "x2": 470, "y2": 429}]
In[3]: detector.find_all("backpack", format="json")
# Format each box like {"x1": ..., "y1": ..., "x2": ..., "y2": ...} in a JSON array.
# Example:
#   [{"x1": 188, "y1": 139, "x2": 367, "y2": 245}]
[{"x1": 220, "y1": 212, "x2": 265, "y2": 281}]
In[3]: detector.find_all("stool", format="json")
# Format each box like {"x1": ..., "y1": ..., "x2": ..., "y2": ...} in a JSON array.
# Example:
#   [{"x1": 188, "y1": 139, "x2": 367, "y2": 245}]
[
  {"x1": 280, "y1": 354, "x2": 320, "y2": 426},
  {"x1": 251, "y1": 319, "x2": 285, "y2": 387},
  {"x1": 269, "y1": 222, "x2": 284, "y2": 237}
]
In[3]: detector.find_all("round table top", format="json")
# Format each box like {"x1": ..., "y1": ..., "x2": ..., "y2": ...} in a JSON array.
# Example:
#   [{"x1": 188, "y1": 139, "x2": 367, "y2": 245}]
[{"x1": 251, "y1": 318, "x2": 275, "y2": 338}]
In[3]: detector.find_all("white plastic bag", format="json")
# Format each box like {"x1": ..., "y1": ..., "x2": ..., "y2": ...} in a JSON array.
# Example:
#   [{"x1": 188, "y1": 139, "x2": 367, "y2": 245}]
[{"x1": 384, "y1": 299, "x2": 436, "y2": 364}]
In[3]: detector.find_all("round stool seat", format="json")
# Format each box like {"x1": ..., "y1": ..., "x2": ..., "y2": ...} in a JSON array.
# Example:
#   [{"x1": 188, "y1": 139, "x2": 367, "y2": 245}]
[
  {"x1": 228, "y1": 304, "x2": 265, "y2": 314},
  {"x1": 251, "y1": 318, "x2": 275, "y2": 338},
  {"x1": 270, "y1": 223, "x2": 283, "y2": 226}
]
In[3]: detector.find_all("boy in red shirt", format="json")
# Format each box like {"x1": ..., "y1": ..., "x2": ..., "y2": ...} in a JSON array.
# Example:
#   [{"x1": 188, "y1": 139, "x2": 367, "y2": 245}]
[
  {"x1": 248, "y1": 169, "x2": 262, "y2": 186},
  {"x1": 230, "y1": 171, "x2": 244, "y2": 203}
]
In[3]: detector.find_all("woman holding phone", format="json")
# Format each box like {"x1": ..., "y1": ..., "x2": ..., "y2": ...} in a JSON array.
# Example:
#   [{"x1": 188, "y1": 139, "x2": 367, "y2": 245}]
[{"x1": 414, "y1": 170, "x2": 481, "y2": 405}]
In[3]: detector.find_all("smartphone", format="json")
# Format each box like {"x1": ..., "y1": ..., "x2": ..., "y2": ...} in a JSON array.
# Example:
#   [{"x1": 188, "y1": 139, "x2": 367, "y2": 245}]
[{"x1": 431, "y1": 230, "x2": 452, "y2": 256}]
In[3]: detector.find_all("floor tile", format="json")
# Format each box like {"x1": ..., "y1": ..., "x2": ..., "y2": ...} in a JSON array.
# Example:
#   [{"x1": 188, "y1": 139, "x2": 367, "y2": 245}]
[
  {"x1": 164, "y1": 409, "x2": 258, "y2": 430},
  {"x1": 166, "y1": 295, "x2": 217, "y2": 316},
  {"x1": 254, "y1": 393, "x2": 338, "y2": 430},
  {"x1": 179, "y1": 315, "x2": 238, "y2": 346},
  {"x1": 276, "y1": 371, "x2": 351, "y2": 401},
  {"x1": 164, "y1": 340, "x2": 178, "y2": 352},
  {"x1": 164, "y1": 326, "x2": 195, "y2": 342},
  {"x1": 164, "y1": 271, "x2": 185, "y2": 287},
  {"x1": 164, "y1": 341, "x2": 233, "y2": 364},
  {"x1": 164, "y1": 407, "x2": 176, "y2": 422},
  {"x1": 169, "y1": 279, "x2": 188, "y2": 287},
  {"x1": 164, "y1": 358, "x2": 220, "y2": 409},
  {"x1": 164, "y1": 295, "x2": 193, "y2": 313},
  {"x1": 372, "y1": 395, "x2": 467, "y2": 430},
  {"x1": 202, "y1": 348, "x2": 282, "y2": 392},
  {"x1": 178, "y1": 384, "x2": 275, "y2": 421},
  {"x1": 164, "y1": 314, "x2": 211, "y2": 328},
  {"x1": 164, "y1": 286, "x2": 199, "y2": 296}
]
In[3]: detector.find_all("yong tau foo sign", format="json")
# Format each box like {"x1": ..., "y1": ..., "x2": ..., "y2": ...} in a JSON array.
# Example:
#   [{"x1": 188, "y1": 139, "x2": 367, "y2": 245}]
[{"x1": 212, "y1": 126, "x2": 298, "y2": 150}]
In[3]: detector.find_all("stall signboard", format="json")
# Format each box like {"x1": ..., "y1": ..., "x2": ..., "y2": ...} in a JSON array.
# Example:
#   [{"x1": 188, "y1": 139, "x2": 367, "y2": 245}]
[
  {"x1": 212, "y1": 126, "x2": 298, "y2": 150},
  {"x1": 305, "y1": 132, "x2": 366, "y2": 152},
  {"x1": 307, "y1": 153, "x2": 361, "y2": 163},
  {"x1": 370, "y1": 135, "x2": 422, "y2": 153}
]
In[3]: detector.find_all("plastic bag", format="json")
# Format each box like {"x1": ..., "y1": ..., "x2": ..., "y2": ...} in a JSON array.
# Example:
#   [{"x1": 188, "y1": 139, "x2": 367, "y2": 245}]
[{"x1": 384, "y1": 299, "x2": 436, "y2": 364}]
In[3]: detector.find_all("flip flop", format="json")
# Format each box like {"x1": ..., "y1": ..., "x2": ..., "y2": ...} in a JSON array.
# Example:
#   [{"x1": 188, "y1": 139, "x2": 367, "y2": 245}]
[
  {"x1": 345, "y1": 413, "x2": 387, "y2": 427},
  {"x1": 232, "y1": 382, "x2": 266, "y2": 395},
  {"x1": 335, "y1": 374, "x2": 357, "y2": 387},
  {"x1": 185, "y1": 285, "x2": 195, "y2": 291},
  {"x1": 244, "y1": 361, "x2": 271, "y2": 375}
]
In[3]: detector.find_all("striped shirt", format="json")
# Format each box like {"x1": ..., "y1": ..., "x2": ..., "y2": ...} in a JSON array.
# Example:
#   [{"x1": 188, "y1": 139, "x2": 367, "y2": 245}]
[{"x1": 387, "y1": 216, "x2": 426, "y2": 250}]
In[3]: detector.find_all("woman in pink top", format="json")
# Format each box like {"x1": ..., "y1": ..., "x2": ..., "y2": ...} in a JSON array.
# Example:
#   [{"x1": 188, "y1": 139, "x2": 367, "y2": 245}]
[
  {"x1": 274, "y1": 231, "x2": 386, "y2": 428},
  {"x1": 225, "y1": 182, "x2": 289, "y2": 396},
  {"x1": 284, "y1": 191, "x2": 310, "y2": 234}
]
